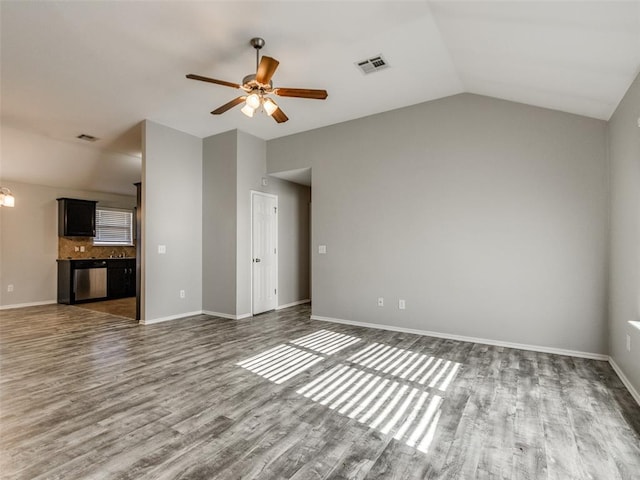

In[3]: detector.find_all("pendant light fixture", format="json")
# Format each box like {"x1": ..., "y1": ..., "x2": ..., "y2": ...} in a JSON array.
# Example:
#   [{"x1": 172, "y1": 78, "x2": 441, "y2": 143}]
[
  {"x1": 240, "y1": 104, "x2": 255, "y2": 117},
  {"x1": 240, "y1": 92, "x2": 280, "y2": 118},
  {"x1": 263, "y1": 97, "x2": 278, "y2": 116},
  {"x1": 246, "y1": 92, "x2": 261, "y2": 109},
  {"x1": 0, "y1": 187, "x2": 15, "y2": 207}
]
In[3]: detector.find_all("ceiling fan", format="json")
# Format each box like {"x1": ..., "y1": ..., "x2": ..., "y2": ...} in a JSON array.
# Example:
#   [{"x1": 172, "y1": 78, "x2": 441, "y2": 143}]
[{"x1": 187, "y1": 37, "x2": 328, "y2": 123}]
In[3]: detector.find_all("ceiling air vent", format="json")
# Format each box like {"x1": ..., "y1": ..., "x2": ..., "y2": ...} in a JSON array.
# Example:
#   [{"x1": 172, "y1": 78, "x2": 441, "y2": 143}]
[
  {"x1": 76, "y1": 134, "x2": 98, "y2": 142},
  {"x1": 355, "y1": 55, "x2": 389, "y2": 74}
]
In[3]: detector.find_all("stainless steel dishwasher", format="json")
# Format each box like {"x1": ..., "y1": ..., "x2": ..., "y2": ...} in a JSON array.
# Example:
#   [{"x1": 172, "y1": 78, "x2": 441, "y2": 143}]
[{"x1": 73, "y1": 260, "x2": 107, "y2": 301}]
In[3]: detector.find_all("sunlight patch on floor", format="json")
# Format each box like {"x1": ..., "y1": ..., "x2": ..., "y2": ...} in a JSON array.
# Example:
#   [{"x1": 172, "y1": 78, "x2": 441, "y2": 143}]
[
  {"x1": 291, "y1": 329, "x2": 361, "y2": 354},
  {"x1": 236, "y1": 330, "x2": 461, "y2": 455},
  {"x1": 237, "y1": 329, "x2": 361, "y2": 384},
  {"x1": 296, "y1": 364, "x2": 444, "y2": 454},
  {"x1": 347, "y1": 343, "x2": 462, "y2": 391},
  {"x1": 236, "y1": 344, "x2": 323, "y2": 384}
]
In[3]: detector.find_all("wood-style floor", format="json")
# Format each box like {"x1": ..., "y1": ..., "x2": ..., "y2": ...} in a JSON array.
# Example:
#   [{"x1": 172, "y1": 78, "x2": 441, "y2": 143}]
[
  {"x1": 1, "y1": 304, "x2": 638, "y2": 480},
  {"x1": 74, "y1": 297, "x2": 136, "y2": 320}
]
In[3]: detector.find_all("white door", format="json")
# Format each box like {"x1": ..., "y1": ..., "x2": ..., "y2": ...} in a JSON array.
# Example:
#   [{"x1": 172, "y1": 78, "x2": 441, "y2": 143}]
[{"x1": 252, "y1": 192, "x2": 278, "y2": 314}]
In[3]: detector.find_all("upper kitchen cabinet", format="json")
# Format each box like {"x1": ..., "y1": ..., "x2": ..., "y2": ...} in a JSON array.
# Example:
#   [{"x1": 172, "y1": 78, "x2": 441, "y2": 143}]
[{"x1": 57, "y1": 198, "x2": 97, "y2": 237}]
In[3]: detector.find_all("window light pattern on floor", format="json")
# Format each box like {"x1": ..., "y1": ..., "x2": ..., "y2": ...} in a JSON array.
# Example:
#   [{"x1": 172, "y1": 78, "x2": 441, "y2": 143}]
[
  {"x1": 347, "y1": 343, "x2": 461, "y2": 391},
  {"x1": 236, "y1": 331, "x2": 461, "y2": 455},
  {"x1": 237, "y1": 330, "x2": 362, "y2": 384},
  {"x1": 296, "y1": 364, "x2": 444, "y2": 454},
  {"x1": 236, "y1": 344, "x2": 323, "y2": 384},
  {"x1": 291, "y1": 329, "x2": 361, "y2": 354}
]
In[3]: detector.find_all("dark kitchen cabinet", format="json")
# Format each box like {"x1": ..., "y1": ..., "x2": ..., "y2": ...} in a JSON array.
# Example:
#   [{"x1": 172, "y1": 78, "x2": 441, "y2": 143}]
[
  {"x1": 57, "y1": 198, "x2": 97, "y2": 237},
  {"x1": 135, "y1": 182, "x2": 141, "y2": 321},
  {"x1": 107, "y1": 259, "x2": 136, "y2": 299},
  {"x1": 57, "y1": 258, "x2": 136, "y2": 304},
  {"x1": 57, "y1": 259, "x2": 108, "y2": 304}
]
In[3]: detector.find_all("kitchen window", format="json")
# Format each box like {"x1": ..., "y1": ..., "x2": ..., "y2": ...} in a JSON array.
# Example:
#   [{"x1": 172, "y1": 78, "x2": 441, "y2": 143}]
[{"x1": 93, "y1": 207, "x2": 133, "y2": 246}]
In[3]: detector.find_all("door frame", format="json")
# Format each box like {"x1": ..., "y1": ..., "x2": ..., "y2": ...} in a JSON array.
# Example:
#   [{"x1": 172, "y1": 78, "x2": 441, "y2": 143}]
[{"x1": 250, "y1": 190, "x2": 278, "y2": 315}]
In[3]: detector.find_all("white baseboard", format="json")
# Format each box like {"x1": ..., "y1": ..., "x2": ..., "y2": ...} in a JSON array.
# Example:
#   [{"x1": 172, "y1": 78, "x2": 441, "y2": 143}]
[
  {"x1": 310, "y1": 315, "x2": 608, "y2": 361},
  {"x1": 202, "y1": 310, "x2": 252, "y2": 320},
  {"x1": 0, "y1": 300, "x2": 57, "y2": 310},
  {"x1": 609, "y1": 357, "x2": 640, "y2": 406},
  {"x1": 276, "y1": 299, "x2": 311, "y2": 310},
  {"x1": 140, "y1": 310, "x2": 204, "y2": 325}
]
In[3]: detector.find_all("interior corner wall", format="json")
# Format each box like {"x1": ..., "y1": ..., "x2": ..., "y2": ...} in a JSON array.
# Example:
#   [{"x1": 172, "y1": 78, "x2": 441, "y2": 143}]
[
  {"x1": 235, "y1": 130, "x2": 311, "y2": 316},
  {"x1": 202, "y1": 130, "x2": 238, "y2": 316},
  {"x1": 142, "y1": 120, "x2": 202, "y2": 321},
  {"x1": 608, "y1": 72, "x2": 640, "y2": 393},
  {"x1": 271, "y1": 177, "x2": 311, "y2": 307},
  {"x1": 235, "y1": 130, "x2": 265, "y2": 316},
  {"x1": 201, "y1": 129, "x2": 310, "y2": 317},
  {"x1": 0, "y1": 180, "x2": 135, "y2": 308},
  {"x1": 267, "y1": 93, "x2": 609, "y2": 355}
]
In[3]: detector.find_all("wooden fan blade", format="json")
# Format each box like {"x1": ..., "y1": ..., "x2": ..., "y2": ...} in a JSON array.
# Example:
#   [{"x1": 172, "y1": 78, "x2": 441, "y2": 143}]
[
  {"x1": 186, "y1": 74, "x2": 240, "y2": 89},
  {"x1": 271, "y1": 107, "x2": 289, "y2": 123},
  {"x1": 255, "y1": 56, "x2": 279, "y2": 84},
  {"x1": 274, "y1": 87, "x2": 328, "y2": 100},
  {"x1": 211, "y1": 96, "x2": 246, "y2": 115}
]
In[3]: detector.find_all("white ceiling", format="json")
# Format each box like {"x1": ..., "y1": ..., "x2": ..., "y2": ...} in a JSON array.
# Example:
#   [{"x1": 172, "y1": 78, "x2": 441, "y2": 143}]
[{"x1": 1, "y1": 1, "x2": 639, "y2": 193}]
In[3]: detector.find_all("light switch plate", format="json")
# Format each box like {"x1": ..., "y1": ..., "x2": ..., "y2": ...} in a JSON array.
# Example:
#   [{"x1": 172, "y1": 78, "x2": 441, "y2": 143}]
[
  {"x1": 318, "y1": 245, "x2": 327, "y2": 254},
  {"x1": 158, "y1": 245, "x2": 166, "y2": 254}
]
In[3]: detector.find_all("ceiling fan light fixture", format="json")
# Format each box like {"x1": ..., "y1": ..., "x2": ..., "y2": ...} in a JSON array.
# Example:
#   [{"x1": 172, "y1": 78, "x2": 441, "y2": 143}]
[
  {"x1": 187, "y1": 37, "x2": 327, "y2": 124},
  {"x1": 246, "y1": 92, "x2": 261, "y2": 109},
  {"x1": 241, "y1": 104, "x2": 255, "y2": 118},
  {"x1": 263, "y1": 97, "x2": 278, "y2": 116}
]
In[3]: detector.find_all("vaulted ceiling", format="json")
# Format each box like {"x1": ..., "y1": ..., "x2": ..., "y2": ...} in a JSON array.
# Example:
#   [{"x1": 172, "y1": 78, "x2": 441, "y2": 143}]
[{"x1": 1, "y1": 1, "x2": 639, "y2": 192}]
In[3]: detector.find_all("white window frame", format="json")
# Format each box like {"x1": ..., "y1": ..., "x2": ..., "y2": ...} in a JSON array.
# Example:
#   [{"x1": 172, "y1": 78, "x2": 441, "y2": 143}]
[{"x1": 93, "y1": 207, "x2": 134, "y2": 246}]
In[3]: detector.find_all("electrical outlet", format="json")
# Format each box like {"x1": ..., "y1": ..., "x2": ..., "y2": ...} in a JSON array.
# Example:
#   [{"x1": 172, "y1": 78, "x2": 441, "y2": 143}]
[
  {"x1": 7, "y1": 284, "x2": 14, "y2": 292},
  {"x1": 74, "y1": 246, "x2": 80, "y2": 252},
  {"x1": 627, "y1": 334, "x2": 631, "y2": 352},
  {"x1": 180, "y1": 290, "x2": 185, "y2": 299},
  {"x1": 80, "y1": 246, "x2": 85, "y2": 252},
  {"x1": 399, "y1": 299, "x2": 406, "y2": 310},
  {"x1": 377, "y1": 297, "x2": 384, "y2": 307}
]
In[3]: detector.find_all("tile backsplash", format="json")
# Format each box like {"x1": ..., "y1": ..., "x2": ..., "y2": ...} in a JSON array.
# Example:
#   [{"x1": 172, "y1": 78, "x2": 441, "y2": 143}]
[{"x1": 58, "y1": 237, "x2": 136, "y2": 259}]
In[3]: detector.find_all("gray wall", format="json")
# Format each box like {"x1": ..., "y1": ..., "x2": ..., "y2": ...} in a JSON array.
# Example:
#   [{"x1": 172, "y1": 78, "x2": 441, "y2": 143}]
[
  {"x1": 236, "y1": 130, "x2": 311, "y2": 315},
  {"x1": 608, "y1": 73, "x2": 640, "y2": 392},
  {"x1": 268, "y1": 93, "x2": 609, "y2": 355},
  {"x1": 202, "y1": 129, "x2": 310, "y2": 317},
  {"x1": 0, "y1": 180, "x2": 135, "y2": 307},
  {"x1": 202, "y1": 130, "x2": 238, "y2": 316},
  {"x1": 236, "y1": 130, "x2": 266, "y2": 316},
  {"x1": 271, "y1": 177, "x2": 311, "y2": 307},
  {"x1": 0, "y1": 123, "x2": 309, "y2": 320},
  {"x1": 142, "y1": 120, "x2": 202, "y2": 321}
]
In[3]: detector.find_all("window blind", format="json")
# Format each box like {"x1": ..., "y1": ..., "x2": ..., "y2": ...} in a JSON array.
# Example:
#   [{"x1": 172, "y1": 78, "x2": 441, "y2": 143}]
[{"x1": 94, "y1": 208, "x2": 133, "y2": 246}]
